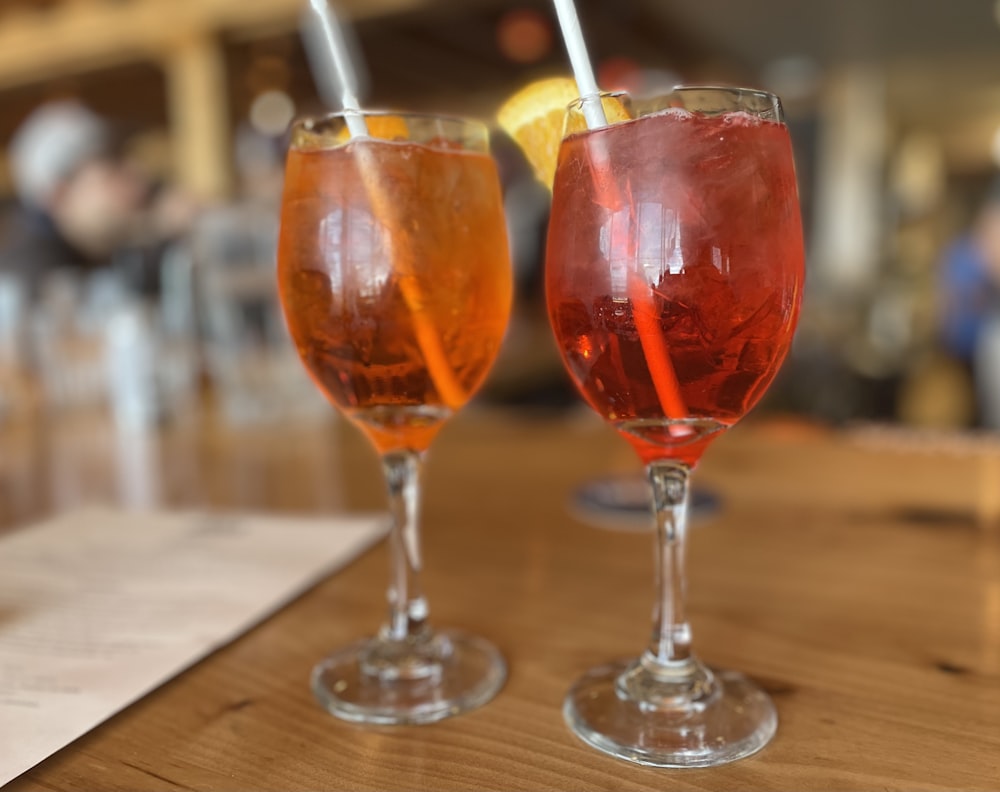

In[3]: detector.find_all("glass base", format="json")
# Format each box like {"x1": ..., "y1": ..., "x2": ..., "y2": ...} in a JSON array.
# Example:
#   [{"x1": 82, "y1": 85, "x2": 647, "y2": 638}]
[
  {"x1": 311, "y1": 629, "x2": 506, "y2": 725},
  {"x1": 564, "y1": 658, "x2": 776, "y2": 767},
  {"x1": 571, "y1": 476, "x2": 722, "y2": 532}
]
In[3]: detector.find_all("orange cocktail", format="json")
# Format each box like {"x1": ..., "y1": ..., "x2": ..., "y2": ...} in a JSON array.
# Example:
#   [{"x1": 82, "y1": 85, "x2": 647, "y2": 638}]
[
  {"x1": 279, "y1": 128, "x2": 511, "y2": 453},
  {"x1": 277, "y1": 112, "x2": 511, "y2": 725}
]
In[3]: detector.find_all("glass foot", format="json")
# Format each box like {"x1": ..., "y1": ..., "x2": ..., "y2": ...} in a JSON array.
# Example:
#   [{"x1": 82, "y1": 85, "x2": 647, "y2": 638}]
[
  {"x1": 311, "y1": 629, "x2": 506, "y2": 725},
  {"x1": 564, "y1": 658, "x2": 776, "y2": 767},
  {"x1": 572, "y1": 476, "x2": 721, "y2": 532}
]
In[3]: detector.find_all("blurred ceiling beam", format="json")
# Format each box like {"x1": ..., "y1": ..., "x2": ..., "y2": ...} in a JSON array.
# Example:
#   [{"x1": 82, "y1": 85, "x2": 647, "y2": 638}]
[
  {"x1": 0, "y1": 0, "x2": 434, "y2": 199},
  {"x1": 0, "y1": 0, "x2": 425, "y2": 89}
]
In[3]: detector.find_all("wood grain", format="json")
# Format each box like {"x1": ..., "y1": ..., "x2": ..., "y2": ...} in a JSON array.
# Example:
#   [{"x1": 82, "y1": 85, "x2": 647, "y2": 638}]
[{"x1": 3, "y1": 406, "x2": 999, "y2": 791}]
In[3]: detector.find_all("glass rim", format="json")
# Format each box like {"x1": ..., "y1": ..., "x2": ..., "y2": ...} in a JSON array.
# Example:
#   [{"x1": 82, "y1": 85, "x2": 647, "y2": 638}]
[
  {"x1": 565, "y1": 91, "x2": 627, "y2": 114},
  {"x1": 669, "y1": 84, "x2": 782, "y2": 103},
  {"x1": 566, "y1": 84, "x2": 784, "y2": 121},
  {"x1": 291, "y1": 108, "x2": 489, "y2": 136}
]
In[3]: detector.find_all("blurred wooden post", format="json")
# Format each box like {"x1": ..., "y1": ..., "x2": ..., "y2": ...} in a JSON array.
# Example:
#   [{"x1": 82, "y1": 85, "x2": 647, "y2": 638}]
[
  {"x1": 163, "y1": 34, "x2": 230, "y2": 201},
  {"x1": 978, "y1": 449, "x2": 1000, "y2": 530},
  {"x1": 811, "y1": 64, "x2": 887, "y2": 294}
]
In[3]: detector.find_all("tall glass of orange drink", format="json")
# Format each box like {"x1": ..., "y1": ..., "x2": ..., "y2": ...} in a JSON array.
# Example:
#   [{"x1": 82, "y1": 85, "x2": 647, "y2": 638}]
[{"x1": 278, "y1": 111, "x2": 512, "y2": 724}]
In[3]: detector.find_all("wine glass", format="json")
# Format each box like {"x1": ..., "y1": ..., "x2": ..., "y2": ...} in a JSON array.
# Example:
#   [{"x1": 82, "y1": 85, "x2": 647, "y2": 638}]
[
  {"x1": 545, "y1": 86, "x2": 805, "y2": 766},
  {"x1": 277, "y1": 111, "x2": 512, "y2": 724}
]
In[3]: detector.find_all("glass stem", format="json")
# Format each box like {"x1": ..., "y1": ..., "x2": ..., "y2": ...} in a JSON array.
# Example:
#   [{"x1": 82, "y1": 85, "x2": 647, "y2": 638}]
[
  {"x1": 645, "y1": 461, "x2": 694, "y2": 669},
  {"x1": 381, "y1": 450, "x2": 430, "y2": 643}
]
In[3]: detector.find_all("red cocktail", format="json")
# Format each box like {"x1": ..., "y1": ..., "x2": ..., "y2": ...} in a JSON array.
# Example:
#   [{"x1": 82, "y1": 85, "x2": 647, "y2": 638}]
[
  {"x1": 546, "y1": 87, "x2": 805, "y2": 767},
  {"x1": 548, "y1": 104, "x2": 802, "y2": 465}
]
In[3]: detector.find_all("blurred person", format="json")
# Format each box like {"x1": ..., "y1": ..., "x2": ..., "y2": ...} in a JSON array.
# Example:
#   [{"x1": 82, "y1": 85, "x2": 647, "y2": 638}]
[
  {"x1": 939, "y1": 180, "x2": 1000, "y2": 428},
  {"x1": 0, "y1": 102, "x2": 203, "y2": 419},
  {"x1": 0, "y1": 101, "x2": 149, "y2": 301}
]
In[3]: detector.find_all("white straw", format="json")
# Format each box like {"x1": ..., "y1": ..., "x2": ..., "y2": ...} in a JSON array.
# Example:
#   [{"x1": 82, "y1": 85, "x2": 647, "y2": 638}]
[
  {"x1": 306, "y1": 0, "x2": 369, "y2": 139},
  {"x1": 299, "y1": 0, "x2": 467, "y2": 406},
  {"x1": 551, "y1": 1, "x2": 691, "y2": 430},
  {"x1": 551, "y1": 0, "x2": 607, "y2": 130}
]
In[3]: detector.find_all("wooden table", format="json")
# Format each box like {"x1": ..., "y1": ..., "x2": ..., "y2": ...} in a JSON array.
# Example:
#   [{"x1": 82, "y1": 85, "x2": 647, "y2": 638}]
[{"x1": 3, "y1": 405, "x2": 1000, "y2": 791}]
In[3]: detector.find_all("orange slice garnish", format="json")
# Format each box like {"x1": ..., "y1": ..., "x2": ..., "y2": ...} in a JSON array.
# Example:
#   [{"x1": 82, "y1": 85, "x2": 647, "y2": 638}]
[
  {"x1": 498, "y1": 77, "x2": 632, "y2": 191},
  {"x1": 335, "y1": 114, "x2": 410, "y2": 143}
]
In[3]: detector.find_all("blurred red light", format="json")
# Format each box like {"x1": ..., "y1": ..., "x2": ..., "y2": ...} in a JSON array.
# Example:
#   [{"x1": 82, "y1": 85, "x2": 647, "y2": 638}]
[
  {"x1": 598, "y1": 56, "x2": 644, "y2": 93},
  {"x1": 497, "y1": 8, "x2": 553, "y2": 64}
]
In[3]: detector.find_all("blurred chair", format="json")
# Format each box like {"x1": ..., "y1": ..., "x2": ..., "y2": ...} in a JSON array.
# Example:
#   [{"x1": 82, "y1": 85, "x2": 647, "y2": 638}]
[
  {"x1": 0, "y1": 274, "x2": 31, "y2": 420},
  {"x1": 30, "y1": 271, "x2": 109, "y2": 411},
  {"x1": 188, "y1": 203, "x2": 327, "y2": 425},
  {"x1": 22, "y1": 262, "x2": 199, "y2": 426},
  {"x1": 977, "y1": 318, "x2": 1000, "y2": 430}
]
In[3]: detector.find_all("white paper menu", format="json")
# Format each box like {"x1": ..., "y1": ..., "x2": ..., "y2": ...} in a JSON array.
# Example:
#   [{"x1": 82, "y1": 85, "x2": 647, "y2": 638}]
[{"x1": 0, "y1": 506, "x2": 387, "y2": 786}]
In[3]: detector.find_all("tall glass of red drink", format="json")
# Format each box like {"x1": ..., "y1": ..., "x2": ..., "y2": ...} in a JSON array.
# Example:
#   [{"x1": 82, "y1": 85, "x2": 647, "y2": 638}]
[
  {"x1": 546, "y1": 87, "x2": 805, "y2": 766},
  {"x1": 278, "y1": 111, "x2": 512, "y2": 724}
]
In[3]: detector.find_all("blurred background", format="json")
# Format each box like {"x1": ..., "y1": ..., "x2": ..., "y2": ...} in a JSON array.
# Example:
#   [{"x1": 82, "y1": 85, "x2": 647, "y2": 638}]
[{"x1": 1, "y1": 0, "x2": 1000, "y2": 433}]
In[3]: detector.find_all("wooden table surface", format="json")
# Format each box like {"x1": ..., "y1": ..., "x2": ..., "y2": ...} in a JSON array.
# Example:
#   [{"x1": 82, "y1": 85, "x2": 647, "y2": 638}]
[{"x1": 3, "y1": 404, "x2": 1000, "y2": 791}]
